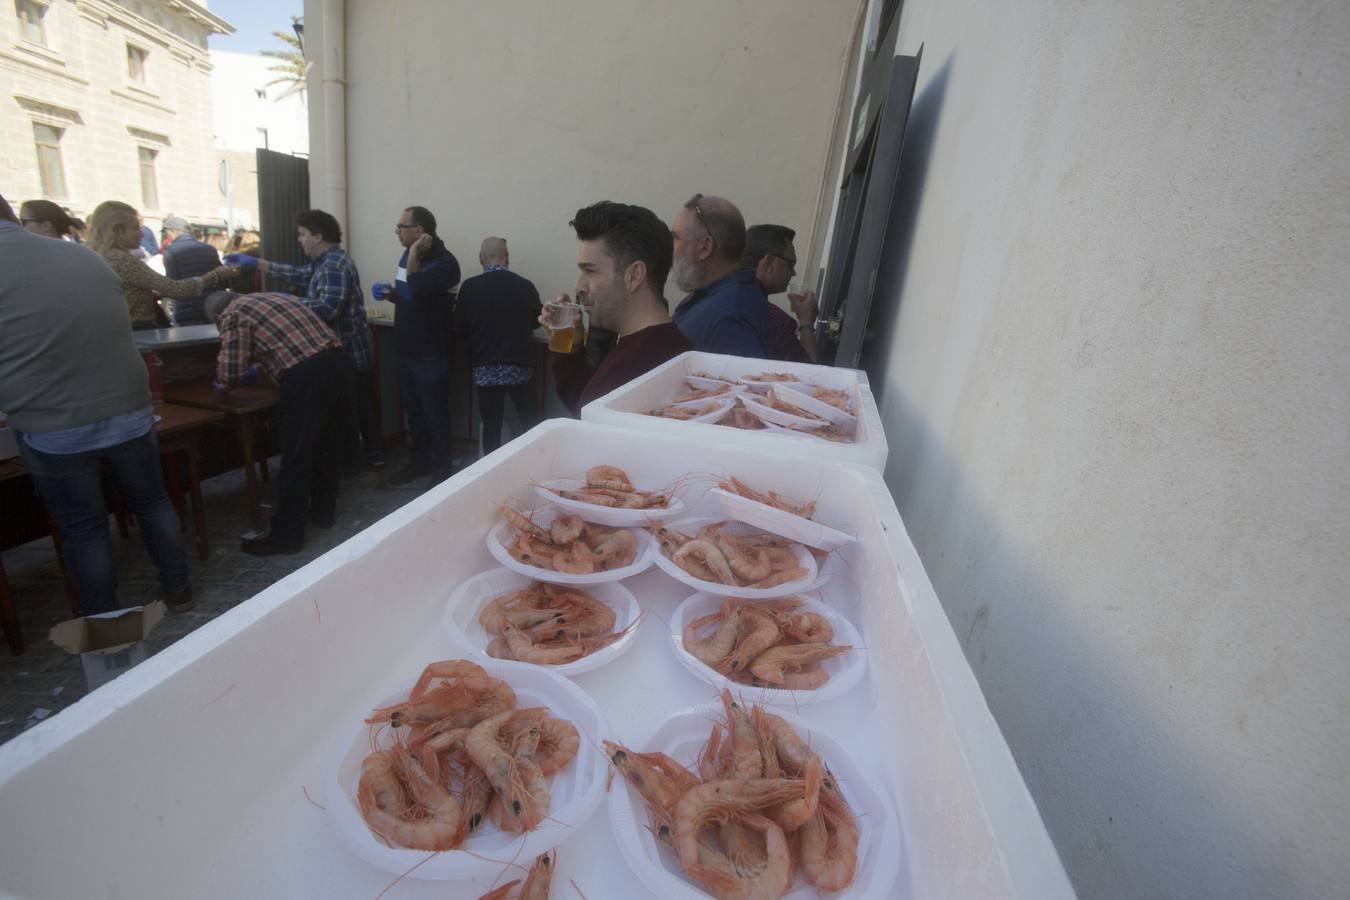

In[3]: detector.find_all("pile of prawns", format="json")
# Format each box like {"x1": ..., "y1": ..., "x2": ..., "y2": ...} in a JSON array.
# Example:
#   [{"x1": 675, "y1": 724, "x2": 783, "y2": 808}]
[
  {"x1": 606, "y1": 690, "x2": 858, "y2": 899},
  {"x1": 357, "y1": 660, "x2": 579, "y2": 851},
  {"x1": 480, "y1": 583, "x2": 634, "y2": 666},
  {"x1": 684, "y1": 596, "x2": 850, "y2": 689},
  {"x1": 543, "y1": 464, "x2": 670, "y2": 509},
  {"x1": 649, "y1": 520, "x2": 810, "y2": 589},
  {"x1": 501, "y1": 507, "x2": 639, "y2": 575}
]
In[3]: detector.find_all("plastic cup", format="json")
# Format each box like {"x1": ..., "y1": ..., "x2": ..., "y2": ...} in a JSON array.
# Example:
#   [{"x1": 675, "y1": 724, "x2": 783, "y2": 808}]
[{"x1": 543, "y1": 300, "x2": 583, "y2": 353}]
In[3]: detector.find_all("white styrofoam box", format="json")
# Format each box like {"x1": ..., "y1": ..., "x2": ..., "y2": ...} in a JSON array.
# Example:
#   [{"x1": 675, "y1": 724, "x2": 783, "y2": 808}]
[
  {"x1": 708, "y1": 487, "x2": 857, "y2": 551},
  {"x1": 580, "y1": 351, "x2": 888, "y2": 471},
  {"x1": 667, "y1": 592, "x2": 867, "y2": 706},
  {"x1": 325, "y1": 660, "x2": 607, "y2": 881},
  {"x1": 649, "y1": 517, "x2": 819, "y2": 599},
  {"x1": 0, "y1": 420, "x2": 1071, "y2": 899},
  {"x1": 534, "y1": 477, "x2": 687, "y2": 526},
  {"x1": 607, "y1": 702, "x2": 903, "y2": 899},
  {"x1": 442, "y1": 568, "x2": 643, "y2": 675},
  {"x1": 487, "y1": 512, "x2": 655, "y2": 585}
]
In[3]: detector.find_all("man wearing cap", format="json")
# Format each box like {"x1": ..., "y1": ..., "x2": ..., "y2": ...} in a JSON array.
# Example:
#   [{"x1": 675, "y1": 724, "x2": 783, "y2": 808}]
[{"x1": 160, "y1": 216, "x2": 222, "y2": 324}]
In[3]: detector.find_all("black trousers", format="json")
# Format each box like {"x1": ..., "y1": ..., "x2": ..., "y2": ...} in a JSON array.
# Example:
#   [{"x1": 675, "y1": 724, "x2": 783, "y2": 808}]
[
  {"x1": 273, "y1": 349, "x2": 355, "y2": 548},
  {"x1": 344, "y1": 366, "x2": 383, "y2": 467},
  {"x1": 477, "y1": 382, "x2": 540, "y2": 454}
]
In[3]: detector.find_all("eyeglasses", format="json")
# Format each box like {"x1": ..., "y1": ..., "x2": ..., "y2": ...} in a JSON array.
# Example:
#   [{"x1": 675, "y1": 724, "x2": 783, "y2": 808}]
[
  {"x1": 394, "y1": 223, "x2": 418, "y2": 231},
  {"x1": 20, "y1": 218, "x2": 41, "y2": 226},
  {"x1": 766, "y1": 252, "x2": 797, "y2": 275},
  {"x1": 685, "y1": 193, "x2": 717, "y2": 249}
]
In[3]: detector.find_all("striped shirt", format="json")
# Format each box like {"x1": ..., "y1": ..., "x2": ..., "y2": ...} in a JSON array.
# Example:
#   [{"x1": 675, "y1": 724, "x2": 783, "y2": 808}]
[
  {"x1": 267, "y1": 247, "x2": 374, "y2": 371},
  {"x1": 214, "y1": 292, "x2": 342, "y2": 386}
]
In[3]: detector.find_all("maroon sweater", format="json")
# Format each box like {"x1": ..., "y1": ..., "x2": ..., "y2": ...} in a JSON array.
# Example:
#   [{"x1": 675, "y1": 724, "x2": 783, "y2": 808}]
[{"x1": 552, "y1": 322, "x2": 692, "y2": 415}]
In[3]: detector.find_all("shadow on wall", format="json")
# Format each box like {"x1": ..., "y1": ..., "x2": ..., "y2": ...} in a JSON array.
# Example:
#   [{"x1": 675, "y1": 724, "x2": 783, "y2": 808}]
[
  {"x1": 882, "y1": 388, "x2": 1290, "y2": 897},
  {"x1": 860, "y1": 52, "x2": 953, "y2": 392}
]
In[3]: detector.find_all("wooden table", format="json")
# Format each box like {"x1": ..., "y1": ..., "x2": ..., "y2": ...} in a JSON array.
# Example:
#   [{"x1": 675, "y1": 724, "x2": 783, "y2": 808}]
[
  {"x1": 165, "y1": 380, "x2": 279, "y2": 530},
  {"x1": 154, "y1": 403, "x2": 225, "y2": 561}
]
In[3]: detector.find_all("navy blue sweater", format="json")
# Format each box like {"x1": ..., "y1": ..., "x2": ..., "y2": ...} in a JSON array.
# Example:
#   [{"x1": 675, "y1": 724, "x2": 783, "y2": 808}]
[
  {"x1": 453, "y1": 269, "x2": 542, "y2": 369},
  {"x1": 393, "y1": 239, "x2": 460, "y2": 356}
]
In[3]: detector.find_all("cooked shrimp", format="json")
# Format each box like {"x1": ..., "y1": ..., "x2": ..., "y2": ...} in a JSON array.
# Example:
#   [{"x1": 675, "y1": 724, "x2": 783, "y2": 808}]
[
  {"x1": 749, "y1": 644, "x2": 850, "y2": 688},
  {"x1": 687, "y1": 814, "x2": 791, "y2": 900},
  {"x1": 586, "y1": 464, "x2": 634, "y2": 491},
  {"x1": 590, "y1": 528, "x2": 637, "y2": 569},
  {"x1": 604, "y1": 741, "x2": 699, "y2": 832},
  {"x1": 673, "y1": 778, "x2": 806, "y2": 872},
  {"x1": 501, "y1": 505, "x2": 551, "y2": 541},
  {"x1": 746, "y1": 567, "x2": 810, "y2": 589},
  {"x1": 683, "y1": 601, "x2": 743, "y2": 670},
  {"x1": 647, "y1": 523, "x2": 692, "y2": 556},
  {"x1": 720, "y1": 476, "x2": 816, "y2": 519},
  {"x1": 466, "y1": 711, "x2": 546, "y2": 832},
  {"x1": 357, "y1": 745, "x2": 463, "y2": 851},
  {"x1": 551, "y1": 541, "x2": 596, "y2": 575},
  {"x1": 533, "y1": 717, "x2": 580, "y2": 775},
  {"x1": 718, "y1": 405, "x2": 767, "y2": 430},
  {"x1": 800, "y1": 786, "x2": 859, "y2": 891},
  {"x1": 721, "y1": 689, "x2": 763, "y2": 780},
  {"x1": 549, "y1": 513, "x2": 587, "y2": 545},
  {"x1": 518, "y1": 849, "x2": 556, "y2": 900},
  {"x1": 673, "y1": 539, "x2": 737, "y2": 584},
  {"x1": 703, "y1": 523, "x2": 773, "y2": 584},
  {"x1": 774, "y1": 610, "x2": 833, "y2": 644},
  {"x1": 455, "y1": 761, "x2": 494, "y2": 845},
  {"x1": 721, "y1": 609, "x2": 780, "y2": 674}
]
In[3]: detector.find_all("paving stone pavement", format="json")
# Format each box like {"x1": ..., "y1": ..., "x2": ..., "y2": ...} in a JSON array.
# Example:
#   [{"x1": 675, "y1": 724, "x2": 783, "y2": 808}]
[{"x1": 0, "y1": 448, "x2": 453, "y2": 747}]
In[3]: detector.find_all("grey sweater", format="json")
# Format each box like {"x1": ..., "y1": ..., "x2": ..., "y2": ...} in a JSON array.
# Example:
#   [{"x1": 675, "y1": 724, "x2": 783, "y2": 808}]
[{"x1": 0, "y1": 226, "x2": 151, "y2": 433}]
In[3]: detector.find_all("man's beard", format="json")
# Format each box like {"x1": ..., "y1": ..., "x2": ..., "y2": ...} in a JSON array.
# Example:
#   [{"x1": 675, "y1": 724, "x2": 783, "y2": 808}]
[{"x1": 671, "y1": 252, "x2": 701, "y2": 293}]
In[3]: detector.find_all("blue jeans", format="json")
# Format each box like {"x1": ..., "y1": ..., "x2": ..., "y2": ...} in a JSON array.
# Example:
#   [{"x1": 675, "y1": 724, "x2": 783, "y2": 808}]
[
  {"x1": 398, "y1": 354, "x2": 453, "y2": 469},
  {"x1": 17, "y1": 429, "x2": 188, "y2": 615}
]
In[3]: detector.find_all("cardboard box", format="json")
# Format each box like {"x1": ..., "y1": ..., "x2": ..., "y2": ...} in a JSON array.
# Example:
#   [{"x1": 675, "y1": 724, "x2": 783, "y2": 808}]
[{"x1": 49, "y1": 602, "x2": 165, "y2": 690}]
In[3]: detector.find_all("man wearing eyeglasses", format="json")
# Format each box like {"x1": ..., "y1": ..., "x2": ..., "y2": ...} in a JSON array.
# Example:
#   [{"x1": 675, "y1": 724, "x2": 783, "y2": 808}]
[
  {"x1": 742, "y1": 224, "x2": 818, "y2": 363},
  {"x1": 670, "y1": 194, "x2": 771, "y2": 359},
  {"x1": 370, "y1": 206, "x2": 461, "y2": 486}
]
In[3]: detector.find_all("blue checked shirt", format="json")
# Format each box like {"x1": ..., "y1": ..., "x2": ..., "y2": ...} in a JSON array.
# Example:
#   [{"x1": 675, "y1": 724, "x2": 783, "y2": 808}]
[{"x1": 267, "y1": 247, "x2": 374, "y2": 372}]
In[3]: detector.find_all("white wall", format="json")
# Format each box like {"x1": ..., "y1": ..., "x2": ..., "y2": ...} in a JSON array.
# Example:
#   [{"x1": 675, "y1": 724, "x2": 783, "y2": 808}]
[
  {"x1": 864, "y1": 1, "x2": 1350, "y2": 897},
  {"x1": 303, "y1": 0, "x2": 861, "y2": 309},
  {"x1": 210, "y1": 49, "x2": 309, "y2": 155}
]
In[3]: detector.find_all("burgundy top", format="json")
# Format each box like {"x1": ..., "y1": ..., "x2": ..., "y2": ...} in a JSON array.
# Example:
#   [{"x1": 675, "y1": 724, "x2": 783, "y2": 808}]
[
  {"x1": 767, "y1": 303, "x2": 811, "y2": 363},
  {"x1": 552, "y1": 322, "x2": 692, "y2": 416}
]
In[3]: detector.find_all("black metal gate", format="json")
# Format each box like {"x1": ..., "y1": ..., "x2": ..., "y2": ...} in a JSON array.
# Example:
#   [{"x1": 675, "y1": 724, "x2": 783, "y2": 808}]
[{"x1": 255, "y1": 148, "x2": 309, "y2": 266}]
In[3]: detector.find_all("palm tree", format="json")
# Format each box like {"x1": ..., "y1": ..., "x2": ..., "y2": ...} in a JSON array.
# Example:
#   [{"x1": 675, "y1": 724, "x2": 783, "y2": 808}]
[{"x1": 262, "y1": 15, "x2": 308, "y2": 102}]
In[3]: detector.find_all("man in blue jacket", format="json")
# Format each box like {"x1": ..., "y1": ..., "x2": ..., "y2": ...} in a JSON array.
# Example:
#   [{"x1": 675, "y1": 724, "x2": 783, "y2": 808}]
[
  {"x1": 670, "y1": 193, "x2": 771, "y2": 359},
  {"x1": 371, "y1": 206, "x2": 461, "y2": 485}
]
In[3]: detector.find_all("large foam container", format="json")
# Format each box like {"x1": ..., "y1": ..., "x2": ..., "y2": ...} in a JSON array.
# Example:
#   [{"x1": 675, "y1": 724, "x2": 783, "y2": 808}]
[
  {"x1": 580, "y1": 351, "x2": 889, "y2": 471},
  {"x1": 0, "y1": 421, "x2": 1070, "y2": 899}
]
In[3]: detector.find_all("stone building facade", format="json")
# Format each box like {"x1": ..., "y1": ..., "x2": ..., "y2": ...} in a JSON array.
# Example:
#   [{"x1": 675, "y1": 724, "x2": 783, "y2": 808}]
[{"x1": 0, "y1": 0, "x2": 232, "y2": 229}]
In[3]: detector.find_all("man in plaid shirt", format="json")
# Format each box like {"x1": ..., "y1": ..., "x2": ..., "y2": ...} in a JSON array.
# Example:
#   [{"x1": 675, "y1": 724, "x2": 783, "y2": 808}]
[
  {"x1": 224, "y1": 209, "x2": 384, "y2": 473},
  {"x1": 206, "y1": 292, "x2": 355, "y2": 557}
]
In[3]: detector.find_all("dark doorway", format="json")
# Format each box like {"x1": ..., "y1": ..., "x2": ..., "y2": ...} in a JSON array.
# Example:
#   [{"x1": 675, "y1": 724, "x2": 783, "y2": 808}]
[{"x1": 255, "y1": 148, "x2": 309, "y2": 266}]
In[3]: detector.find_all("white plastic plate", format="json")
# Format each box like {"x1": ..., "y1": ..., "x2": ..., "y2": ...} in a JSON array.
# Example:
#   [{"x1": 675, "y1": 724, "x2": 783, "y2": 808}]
[
  {"x1": 442, "y1": 568, "x2": 643, "y2": 676},
  {"x1": 487, "y1": 511, "x2": 655, "y2": 585},
  {"x1": 667, "y1": 592, "x2": 867, "y2": 706},
  {"x1": 684, "y1": 373, "x2": 740, "y2": 391},
  {"x1": 646, "y1": 396, "x2": 736, "y2": 424},
  {"x1": 738, "y1": 393, "x2": 828, "y2": 430},
  {"x1": 772, "y1": 383, "x2": 858, "y2": 429},
  {"x1": 534, "y1": 477, "x2": 686, "y2": 526},
  {"x1": 325, "y1": 659, "x2": 609, "y2": 881},
  {"x1": 709, "y1": 487, "x2": 857, "y2": 552},
  {"x1": 649, "y1": 516, "x2": 820, "y2": 599},
  {"x1": 607, "y1": 702, "x2": 904, "y2": 900},
  {"x1": 672, "y1": 388, "x2": 740, "y2": 408},
  {"x1": 738, "y1": 373, "x2": 804, "y2": 394}
]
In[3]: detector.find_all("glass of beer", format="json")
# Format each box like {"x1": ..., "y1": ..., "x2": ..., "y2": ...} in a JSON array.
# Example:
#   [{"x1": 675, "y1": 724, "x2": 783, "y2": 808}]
[{"x1": 543, "y1": 297, "x2": 583, "y2": 353}]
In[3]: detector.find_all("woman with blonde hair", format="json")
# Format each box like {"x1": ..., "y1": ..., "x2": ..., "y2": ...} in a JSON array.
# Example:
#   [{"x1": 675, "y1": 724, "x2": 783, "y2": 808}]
[
  {"x1": 18, "y1": 199, "x2": 76, "y2": 239},
  {"x1": 86, "y1": 200, "x2": 233, "y2": 329}
]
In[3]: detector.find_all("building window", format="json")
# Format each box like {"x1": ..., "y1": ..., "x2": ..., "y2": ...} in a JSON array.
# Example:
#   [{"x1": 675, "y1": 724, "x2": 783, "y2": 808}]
[
  {"x1": 127, "y1": 44, "x2": 148, "y2": 84},
  {"x1": 15, "y1": 0, "x2": 47, "y2": 46},
  {"x1": 33, "y1": 122, "x2": 67, "y2": 199},
  {"x1": 257, "y1": 127, "x2": 269, "y2": 150},
  {"x1": 138, "y1": 146, "x2": 159, "y2": 209}
]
